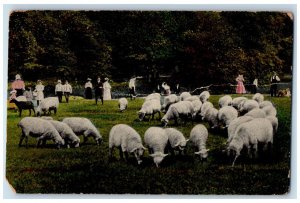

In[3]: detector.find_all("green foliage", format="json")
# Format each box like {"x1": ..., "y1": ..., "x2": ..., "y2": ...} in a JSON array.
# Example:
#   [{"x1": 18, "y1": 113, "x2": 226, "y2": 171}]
[{"x1": 6, "y1": 95, "x2": 291, "y2": 194}]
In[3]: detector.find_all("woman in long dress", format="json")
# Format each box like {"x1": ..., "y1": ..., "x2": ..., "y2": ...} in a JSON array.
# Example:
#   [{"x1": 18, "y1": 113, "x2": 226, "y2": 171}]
[
  {"x1": 103, "y1": 78, "x2": 112, "y2": 100},
  {"x1": 236, "y1": 74, "x2": 246, "y2": 94},
  {"x1": 35, "y1": 80, "x2": 44, "y2": 105},
  {"x1": 85, "y1": 78, "x2": 93, "y2": 99}
]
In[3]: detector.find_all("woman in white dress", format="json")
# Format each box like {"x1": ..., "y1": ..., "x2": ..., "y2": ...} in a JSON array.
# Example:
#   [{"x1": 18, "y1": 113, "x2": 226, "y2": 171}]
[
  {"x1": 35, "y1": 80, "x2": 44, "y2": 105},
  {"x1": 103, "y1": 77, "x2": 112, "y2": 100}
]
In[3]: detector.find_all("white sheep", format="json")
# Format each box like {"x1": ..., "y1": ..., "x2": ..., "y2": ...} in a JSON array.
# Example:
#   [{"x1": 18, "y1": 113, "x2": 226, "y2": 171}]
[
  {"x1": 261, "y1": 105, "x2": 277, "y2": 117},
  {"x1": 161, "y1": 101, "x2": 194, "y2": 126},
  {"x1": 144, "y1": 127, "x2": 169, "y2": 167},
  {"x1": 191, "y1": 99, "x2": 203, "y2": 118},
  {"x1": 231, "y1": 97, "x2": 247, "y2": 109},
  {"x1": 252, "y1": 93, "x2": 264, "y2": 104},
  {"x1": 145, "y1": 93, "x2": 161, "y2": 101},
  {"x1": 18, "y1": 117, "x2": 65, "y2": 148},
  {"x1": 202, "y1": 107, "x2": 219, "y2": 129},
  {"x1": 227, "y1": 116, "x2": 254, "y2": 144},
  {"x1": 47, "y1": 120, "x2": 80, "y2": 148},
  {"x1": 62, "y1": 117, "x2": 102, "y2": 145},
  {"x1": 218, "y1": 95, "x2": 233, "y2": 108},
  {"x1": 164, "y1": 128, "x2": 188, "y2": 154},
  {"x1": 36, "y1": 97, "x2": 59, "y2": 116},
  {"x1": 162, "y1": 94, "x2": 179, "y2": 111},
  {"x1": 118, "y1": 98, "x2": 128, "y2": 112},
  {"x1": 218, "y1": 106, "x2": 238, "y2": 128},
  {"x1": 200, "y1": 101, "x2": 214, "y2": 118},
  {"x1": 244, "y1": 108, "x2": 266, "y2": 118},
  {"x1": 109, "y1": 124, "x2": 146, "y2": 164},
  {"x1": 259, "y1": 101, "x2": 274, "y2": 109},
  {"x1": 238, "y1": 99, "x2": 259, "y2": 113},
  {"x1": 138, "y1": 99, "x2": 161, "y2": 121},
  {"x1": 189, "y1": 124, "x2": 209, "y2": 160},
  {"x1": 266, "y1": 116, "x2": 278, "y2": 135},
  {"x1": 199, "y1": 91, "x2": 210, "y2": 103},
  {"x1": 179, "y1": 92, "x2": 192, "y2": 101},
  {"x1": 227, "y1": 118, "x2": 273, "y2": 166}
]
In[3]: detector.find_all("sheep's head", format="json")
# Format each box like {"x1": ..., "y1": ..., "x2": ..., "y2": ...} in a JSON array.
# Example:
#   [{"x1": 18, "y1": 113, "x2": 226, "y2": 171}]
[
  {"x1": 138, "y1": 111, "x2": 145, "y2": 121},
  {"x1": 95, "y1": 137, "x2": 102, "y2": 145},
  {"x1": 161, "y1": 118, "x2": 168, "y2": 127},
  {"x1": 174, "y1": 139, "x2": 189, "y2": 151},
  {"x1": 131, "y1": 146, "x2": 146, "y2": 165},
  {"x1": 150, "y1": 152, "x2": 168, "y2": 167},
  {"x1": 195, "y1": 149, "x2": 210, "y2": 160}
]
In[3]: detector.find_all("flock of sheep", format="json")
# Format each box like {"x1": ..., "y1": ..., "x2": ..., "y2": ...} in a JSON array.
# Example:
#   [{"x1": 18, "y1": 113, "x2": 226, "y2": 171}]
[{"x1": 16, "y1": 91, "x2": 278, "y2": 167}]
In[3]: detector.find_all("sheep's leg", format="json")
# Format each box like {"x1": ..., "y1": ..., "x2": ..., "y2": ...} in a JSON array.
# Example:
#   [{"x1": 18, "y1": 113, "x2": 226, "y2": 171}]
[
  {"x1": 158, "y1": 111, "x2": 161, "y2": 119},
  {"x1": 36, "y1": 138, "x2": 42, "y2": 148},
  {"x1": 109, "y1": 147, "x2": 114, "y2": 161},
  {"x1": 32, "y1": 108, "x2": 36, "y2": 116},
  {"x1": 124, "y1": 151, "x2": 129, "y2": 161},
  {"x1": 19, "y1": 132, "x2": 25, "y2": 147},
  {"x1": 19, "y1": 109, "x2": 22, "y2": 117},
  {"x1": 54, "y1": 107, "x2": 57, "y2": 115},
  {"x1": 119, "y1": 147, "x2": 124, "y2": 160},
  {"x1": 253, "y1": 143, "x2": 258, "y2": 158}
]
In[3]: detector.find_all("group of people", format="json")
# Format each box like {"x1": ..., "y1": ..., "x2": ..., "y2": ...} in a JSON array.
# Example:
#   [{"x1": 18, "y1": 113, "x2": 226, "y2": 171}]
[
  {"x1": 235, "y1": 71, "x2": 281, "y2": 97},
  {"x1": 55, "y1": 80, "x2": 73, "y2": 103},
  {"x1": 84, "y1": 77, "x2": 112, "y2": 104}
]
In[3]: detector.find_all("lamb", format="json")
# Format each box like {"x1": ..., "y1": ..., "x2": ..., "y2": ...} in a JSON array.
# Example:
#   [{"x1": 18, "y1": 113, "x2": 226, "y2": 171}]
[
  {"x1": 9, "y1": 99, "x2": 35, "y2": 117},
  {"x1": 252, "y1": 93, "x2": 264, "y2": 104},
  {"x1": 145, "y1": 93, "x2": 161, "y2": 101},
  {"x1": 238, "y1": 99, "x2": 259, "y2": 114},
  {"x1": 200, "y1": 101, "x2": 214, "y2": 118},
  {"x1": 118, "y1": 98, "x2": 128, "y2": 112},
  {"x1": 144, "y1": 127, "x2": 169, "y2": 167},
  {"x1": 218, "y1": 95, "x2": 233, "y2": 108},
  {"x1": 261, "y1": 105, "x2": 277, "y2": 117},
  {"x1": 227, "y1": 118, "x2": 273, "y2": 166},
  {"x1": 179, "y1": 92, "x2": 192, "y2": 101},
  {"x1": 231, "y1": 97, "x2": 247, "y2": 109},
  {"x1": 244, "y1": 108, "x2": 266, "y2": 118},
  {"x1": 199, "y1": 91, "x2": 210, "y2": 103},
  {"x1": 266, "y1": 116, "x2": 278, "y2": 135},
  {"x1": 218, "y1": 106, "x2": 238, "y2": 128},
  {"x1": 161, "y1": 101, "x2": 194, "y2": 126},
  {"x1": 62, "y1": 117, "x2": 102, "y2": 145},
  {"x1": 189, "y1": 124, "x2": 209, "y2": 160},
  {"x1": 18, "y1": 117, "x2": 65, "y2": 148},
  {"x1": 138, "y1": 99, "x2": 161, "y2": 121},
  {"x1": 162, "y1": 94, "x2": 179, "y2": 111},
  {"x1": 227, "y1": 116, "x2": 254, "y2": 144},
  {"x1": 44, "y1": 119, "x2": 80, "y2": 148},
  {"x1": 36, "y1": 97, "x2": 59, "y2": 116},
  {"x1": 109, "y1": 124, "x2": 146, "y2": 164},
  {"x1": 259, "y1": 101, "x2": 274, "y2": 109},
  {"x1": 202, "y1": 107, "x2": 219, "y2": 129},
  {"x1": 164, "y1": 128, "x2": 188, "y2": 154}
]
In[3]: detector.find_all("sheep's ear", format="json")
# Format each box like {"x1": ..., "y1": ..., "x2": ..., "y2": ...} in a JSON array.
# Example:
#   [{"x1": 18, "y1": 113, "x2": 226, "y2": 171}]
[
  {"x1": 142, "y1": 146, "x2": 147, "y2": 150},
  {"x1": 186, "y1": 139, "x2": 189, "y2": 142},
  {"x1": 149, "y1": 154, "x2": 156, "y2": 158},
  {"x1": 194, "y1": 151, "x2": 201, "y2": 155},
  {"x1": 206, "y1": 149, "x2": 210, "y2": 152},
  {"x1": 130, "y1": 148, "x2": 137, "y2": 153},
  {"x1": 162, "y1": 153, "x2": 168, "y2": 157}
]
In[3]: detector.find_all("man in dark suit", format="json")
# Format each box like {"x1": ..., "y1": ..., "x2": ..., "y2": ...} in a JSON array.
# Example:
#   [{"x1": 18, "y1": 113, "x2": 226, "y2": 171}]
[{"x1": 95, "y1": 77, "x2": 104, "y2": 105}]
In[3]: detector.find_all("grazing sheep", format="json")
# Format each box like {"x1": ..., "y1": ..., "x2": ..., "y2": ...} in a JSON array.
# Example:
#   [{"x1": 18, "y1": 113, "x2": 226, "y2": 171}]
[
  {"x1": 62, "y1": 117, "x2": 102, "y2": 145},
  {"x1": 10, "y1": 99, "x2": 35, "y2": 117},
  {"x1": 109, "y1": 124, "x2": 146, "y2": 164},
  {"x1": 189, "y1": 124, "x2": 209, "y2": 160},
  {"x1": 199, "y1": 91, "x2": 210, "y2": 103},
  {"x1": 144, "y1": 127, "x2": 169, "y2": 167},
  {"x1": 118, "y1": 98, "x2": 128, "y2": 112},
  {"x1": 161, "y1": 101, "x2": 194, "y2": 126},
  {"x1": 200, "y1": 101, "x2": 214, "y2": 118},
  {"x1": 138, "y1": 99, "x2": 161, "y2": 121},
  {"x1": 218, "y1": 106, "x2": 238, "y2": 128},
  {"x1": 266, "y1": 116, "x2": 279, "y2": 135},
  {"x1": 231, "y1": 97, "x2": 247, "y2": 109},
  {"x1": 18, "y1": 117, "x2": 65, "y2": 148},
  {"x1": 244, "y1": 108, "x2": 266, "y2": 118},
  {"x1": 46, "y1": 120, "x2": 80, "y2": 148},
  {"x1": 238, "y1": 99, "x2": 259, "y2": 114},
  {"x1": 252, "y1": 93, "x2": 264, "y2": 104},
  {"x1": 179, "y1": 92, "x2": 192, "y2": 101},
  {"x1": 191, "y1": 99, "x2": 203, "y2": 118},
  {"x1": 261, "y1": 105, "x2": 277, "y2": 117},
  {"x1": 202, "y1": 107, "x2": 219, "y2": 129},
  {"x1": 227, "y1": 116, "x2": 254, "y2": 144},
  {"x1": 218, "y1": 95, "x2": 233, "y2": 108},
  {"x1": 259, "y1": 101, "x2": 274, "y2": 109},
  {"x1": 227, "y1": 118, "x2": 273, "y2": 166},
  {"x1": 145, "y1": 93, "x2": 161, "y2": 101},
  {"x1": 162, "y1": 94, "x2": 179, "y2": 111},
  {"x1": 36, "y1": 97, "x2": 59, "y2": 116},
  {"x1": 164, "y1": 128, "x2": 188, "y2": 154}
]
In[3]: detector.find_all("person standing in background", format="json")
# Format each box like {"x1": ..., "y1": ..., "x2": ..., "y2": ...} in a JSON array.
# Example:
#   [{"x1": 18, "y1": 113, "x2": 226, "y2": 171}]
[
  {"x1": 103, "y1": 77, "x2": 112, "y2": 100},
  {"x1": 24, "y1": 87, "x2": 33, "y2": 102},
  {"x1": 174, "y1": 82, "x2": 181, "y2": 95},
  {"x1": 94, "y1": 77, "x2": 104, "y2": 105},
  {"x1": 129, "y1": 76, "x2": 137, "y2": 100},
  {"x1": 270, "y1": 71, "x2": 280, "y2": 97},
  {"x1": 55, "y1": 80, "x2": 64, "y2": 103},
  {"x1": 11, "y1": 74, "x2": 25, "y2": 97},
  {"x1": 253, "y1": 78, "x2": 258, "y2": 94},
  {"x1": 235, "y1": 74, "x2": 246, "y2": 94},
  {"x1": 35, "y1": 80, "x2": 44, "y2": 106},
  {"x1": 85, "y1": 78, "x2": 93, "y2": 99},
  {"x1": 63, "y1": 80, "x2": 72, "y2": 103}
]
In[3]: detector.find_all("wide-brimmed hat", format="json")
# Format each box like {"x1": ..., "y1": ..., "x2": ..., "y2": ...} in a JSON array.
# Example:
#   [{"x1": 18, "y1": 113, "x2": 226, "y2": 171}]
[
  {"x1": 37, "y1": 79, "x2": 42, "y2": 83},
  {"x1": 15, "y1": 74, "x2": 21, "y2": 80},
  {"x1": 57, "y1": 80, "x2": 62, "y2": 83},
  {"x1": 104, "y1": 77, "x2": 109, "y2": 81},
  {"x1": 10, "y1": 90, "x2": 17, "y2": 94},
  {"x1": 87, "y1": 78, "x2": 92, "y2": 81}
]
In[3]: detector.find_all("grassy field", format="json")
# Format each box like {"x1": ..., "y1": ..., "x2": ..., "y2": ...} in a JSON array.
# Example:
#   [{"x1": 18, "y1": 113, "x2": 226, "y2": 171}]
[{"x1": 5, "y1": 94, "x2": 292, "y2": 194}]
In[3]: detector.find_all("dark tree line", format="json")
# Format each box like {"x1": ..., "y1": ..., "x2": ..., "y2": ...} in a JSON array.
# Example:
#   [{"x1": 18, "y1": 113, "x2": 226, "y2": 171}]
[{"x1": 8, "y1": 11, "x2": 293, "y2": 88}]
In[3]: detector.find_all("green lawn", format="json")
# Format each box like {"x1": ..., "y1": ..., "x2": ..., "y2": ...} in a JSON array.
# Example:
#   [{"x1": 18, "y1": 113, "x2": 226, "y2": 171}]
[{"x1": 5, "y1": 94, "x2": 292, "y2": 194}]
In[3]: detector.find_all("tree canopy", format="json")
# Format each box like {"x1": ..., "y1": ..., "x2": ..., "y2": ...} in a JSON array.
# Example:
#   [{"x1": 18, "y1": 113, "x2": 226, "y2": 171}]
[{"x1": 8, "y1": 11, "x2": 293, "y2": 88}]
